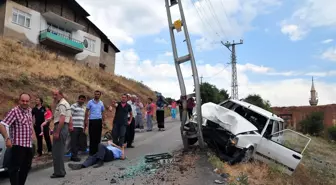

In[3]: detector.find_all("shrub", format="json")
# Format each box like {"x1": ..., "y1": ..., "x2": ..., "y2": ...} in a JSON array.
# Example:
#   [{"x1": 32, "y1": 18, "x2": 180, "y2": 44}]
[
  {"x1": 300, "y1": 112, "x2": 324, "y2": 136},
  {"x1": 328, "y1": 126, "x2": 336, "y2": 141}
]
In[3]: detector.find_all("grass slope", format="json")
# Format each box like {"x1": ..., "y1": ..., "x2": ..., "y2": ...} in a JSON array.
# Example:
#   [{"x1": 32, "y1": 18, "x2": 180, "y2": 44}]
[
  {"x1": 209, "y1": 137, "x2": 336, "y2": 185},
  {"x1": 0, "y1": 38, "x2": 156, "y2": 126}
]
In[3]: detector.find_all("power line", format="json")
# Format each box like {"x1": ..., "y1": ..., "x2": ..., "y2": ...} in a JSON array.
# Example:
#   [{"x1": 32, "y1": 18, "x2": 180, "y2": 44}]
[
  {"x1": 203, "y1": 0, "x2": 228, "y2": 40},
  {"x1": 190, "y1": 0, "x2": 221, "y2": 39},
  {"x1": 220, "y1": 0, "x2": 233, "y2": 29},
  {"x1": 203, "y1": 63, "x2": 230, "y2": 79}
]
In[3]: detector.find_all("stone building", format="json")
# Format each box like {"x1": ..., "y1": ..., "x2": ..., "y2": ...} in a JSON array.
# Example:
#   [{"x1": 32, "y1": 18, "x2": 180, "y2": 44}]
[
  {"x1": 272, "y1": 77, "x2": 336, "y2": 130},
  {"x1": 0, "y1": 0, "x2": 119, "y2": 74}
]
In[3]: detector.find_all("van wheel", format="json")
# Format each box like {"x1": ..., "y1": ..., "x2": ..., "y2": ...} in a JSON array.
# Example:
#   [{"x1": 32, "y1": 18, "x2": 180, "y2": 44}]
[
  {"x1": 188, "y1": 138, "x2": 198, "y2": 145},
  {"x1": 241, "y1": 147, "x2": 253, "y2": 163}
]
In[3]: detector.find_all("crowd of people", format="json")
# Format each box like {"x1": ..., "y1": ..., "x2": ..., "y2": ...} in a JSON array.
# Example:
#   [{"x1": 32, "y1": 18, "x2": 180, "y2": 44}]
[{"x1": 0, "y1": 89, "x2": 182, "y2": 185}]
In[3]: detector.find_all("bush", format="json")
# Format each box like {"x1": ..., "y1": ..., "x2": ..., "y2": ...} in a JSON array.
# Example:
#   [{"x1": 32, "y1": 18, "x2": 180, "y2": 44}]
[
  {"x1": 328, "y1": 126, "x2": 336, "y2": 140},
  {"x1": 300, "y1": 112, "x2": 324, "y2": 136}
]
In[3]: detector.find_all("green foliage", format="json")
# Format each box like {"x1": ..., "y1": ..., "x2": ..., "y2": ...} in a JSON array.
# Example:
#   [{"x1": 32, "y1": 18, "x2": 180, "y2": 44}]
[
  {"x1": 228, "y1": 172, "x2": 250, "y2": 185},
  {"x1": 328, "y1": 126, "x2": 336, "y2": 140},
  {"x1": 200, "y1": 82, "x2": 229, "y2": 104},
  {"x1": 243, "y1": 94, "x2": 272, "y2": 111},
  {"x1": 165, "y1": 97, "x2": 174, "y2": 104},
  {"x1": 300, "y1": 112, "x2": 324, "y2": 136}
]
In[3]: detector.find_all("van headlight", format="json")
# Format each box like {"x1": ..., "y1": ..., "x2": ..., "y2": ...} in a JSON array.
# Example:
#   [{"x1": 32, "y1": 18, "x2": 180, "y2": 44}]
[{"x1": 230, "y1": 137, "x2": 239, "y2": 146}]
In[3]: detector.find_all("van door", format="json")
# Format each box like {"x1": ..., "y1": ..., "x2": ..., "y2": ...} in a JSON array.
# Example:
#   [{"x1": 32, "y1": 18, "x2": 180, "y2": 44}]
[{"x1": 255, "y1": 125, "x2": 311, "y2": 175}]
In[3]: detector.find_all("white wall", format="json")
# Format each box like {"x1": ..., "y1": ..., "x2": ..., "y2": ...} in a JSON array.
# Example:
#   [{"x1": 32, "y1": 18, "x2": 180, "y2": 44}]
[
  {"x1": 4, "y1": 1, "x2": 43, "y2": 44},
  {"x1": 4, "y1": 0, "x2": 101, "y2": 60},
  {"x1": 74, "y1": 30, "x2": 101, "y2": 60}
]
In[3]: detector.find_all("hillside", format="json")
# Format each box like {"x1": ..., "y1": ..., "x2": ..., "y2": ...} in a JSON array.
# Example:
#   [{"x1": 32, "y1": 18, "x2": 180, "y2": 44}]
[{"x1": 0, "y1": 38, "x2": 155, "y2": 124}]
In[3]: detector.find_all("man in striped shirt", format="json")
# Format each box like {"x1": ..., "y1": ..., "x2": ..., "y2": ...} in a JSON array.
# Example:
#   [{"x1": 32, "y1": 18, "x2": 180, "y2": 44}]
[
  {"x1": 69, "y1": 95, "x2": 87, "y2": 162},
  {"x1": 0, "y1": 93, "x2": 34, "y2": 185}
]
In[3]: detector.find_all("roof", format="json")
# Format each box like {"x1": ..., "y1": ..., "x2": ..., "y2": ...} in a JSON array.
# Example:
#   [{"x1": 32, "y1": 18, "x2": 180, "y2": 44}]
[
  {"x1": 229, "y1": 99, "x2": 283, "y2": 121},
  {"x1": 85, "y1": 18, "x2": 120, "y2": 53},
  {"x1": 70, "y1": 0, "x2": 90, "y2": 17},
  {"x1": 69, "y1": 0, "x2": 120, "y2": 53}
]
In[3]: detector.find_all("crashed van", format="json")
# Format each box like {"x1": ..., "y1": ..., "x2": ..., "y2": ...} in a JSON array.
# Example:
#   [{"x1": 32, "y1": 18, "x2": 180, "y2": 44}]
[{"x1": 185, "y1": 99, "x2": 311, "y2": 175}]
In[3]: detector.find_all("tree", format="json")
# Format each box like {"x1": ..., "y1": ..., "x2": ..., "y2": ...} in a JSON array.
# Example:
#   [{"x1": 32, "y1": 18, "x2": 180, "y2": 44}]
[
  {"x1": 243, "y1": 94, "x2": 272, "y2": 111},
  {"x1": 165, "y1": 97, "x2": 174, "y2": 105},
  {"x1": 300, "y1": 112, "x2": 324, "y2": 136},
  {"x1": 200, "y1": 82, "x2": 229, "y2": 104}
]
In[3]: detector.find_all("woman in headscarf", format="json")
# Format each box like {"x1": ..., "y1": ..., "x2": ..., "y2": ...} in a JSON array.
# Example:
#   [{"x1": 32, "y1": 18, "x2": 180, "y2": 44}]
[{"x1": 156, "y1": 95, "x2": 165, "y2": 131}]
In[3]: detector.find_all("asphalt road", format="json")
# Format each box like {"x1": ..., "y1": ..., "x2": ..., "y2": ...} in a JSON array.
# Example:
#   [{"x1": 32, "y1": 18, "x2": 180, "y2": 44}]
[{"x1": 0, "y1": 117, "x2": 183, "y2": 185}]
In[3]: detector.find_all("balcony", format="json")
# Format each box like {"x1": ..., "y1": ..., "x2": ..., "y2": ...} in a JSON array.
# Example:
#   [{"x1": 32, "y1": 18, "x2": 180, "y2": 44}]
[{"x1": 39, "y1": 29, "x2": 84, "y2": 54}]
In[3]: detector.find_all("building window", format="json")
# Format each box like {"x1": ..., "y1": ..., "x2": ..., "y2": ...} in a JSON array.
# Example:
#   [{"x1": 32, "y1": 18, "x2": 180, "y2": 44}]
[
  {"x1": 12, "y1": 8, "x2": 31, "y2": 28},
  {"x1": 83, "y1": 37, "x2": 95, "y2": 52},
  {"x1": 47, "y1": 23, "x2": 71, "y2": 39},
  {"x1": 99, "y1": 63, "x2": 106, "y2": 70},
  {"x1": 103, "y1": 43, "x2": 109, "y2": 53}
]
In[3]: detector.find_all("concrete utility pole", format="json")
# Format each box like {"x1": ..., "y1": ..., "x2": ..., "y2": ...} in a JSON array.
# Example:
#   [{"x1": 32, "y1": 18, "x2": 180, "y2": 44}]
[
  {"x1": 221, "y1": 40, "x2": 243, "y2": 100},
  {"x1": 165, "y1": 0, "x2": 205, "y2": 150},
  {"x1": 200, "y1": 75, "x2": 203, "y2": 85}
]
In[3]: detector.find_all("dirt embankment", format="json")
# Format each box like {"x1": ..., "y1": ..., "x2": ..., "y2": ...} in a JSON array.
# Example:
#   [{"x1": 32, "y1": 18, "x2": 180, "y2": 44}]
[{"x1": 0, "y1": 38, "x2": 156, "y2": 126}]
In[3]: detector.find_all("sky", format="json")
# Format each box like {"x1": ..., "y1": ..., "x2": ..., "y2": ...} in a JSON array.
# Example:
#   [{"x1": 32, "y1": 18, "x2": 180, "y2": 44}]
[{"x1": 76, "y1": 0, "x2": 336, "y2": 107}]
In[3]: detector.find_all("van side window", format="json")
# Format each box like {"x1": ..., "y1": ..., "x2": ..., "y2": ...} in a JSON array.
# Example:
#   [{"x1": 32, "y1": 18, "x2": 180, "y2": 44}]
[
  {"x1": 272, "y1": 120, "x2": 280, "y2": 136},
  {"x1": 220, "y1": 101, "x2": 236, "y2": 110},
  {"x1": 264, "y1": 120, "x2": 273, "y2": 137}
]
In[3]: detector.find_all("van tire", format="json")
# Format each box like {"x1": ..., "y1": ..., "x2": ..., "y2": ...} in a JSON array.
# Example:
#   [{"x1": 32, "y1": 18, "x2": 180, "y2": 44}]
[
  {"x1": 188, "y1": 138, "x2": 198, "y2": 145},
  {"x1": 241, "y1": 147, "x2": 254, "y2": 163}
]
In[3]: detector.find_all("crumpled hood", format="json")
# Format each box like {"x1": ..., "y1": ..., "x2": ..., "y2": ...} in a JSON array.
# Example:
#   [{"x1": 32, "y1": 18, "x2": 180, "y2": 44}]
[{"x1": 201, "y1": 102, "x2": 258, "y2": 135}]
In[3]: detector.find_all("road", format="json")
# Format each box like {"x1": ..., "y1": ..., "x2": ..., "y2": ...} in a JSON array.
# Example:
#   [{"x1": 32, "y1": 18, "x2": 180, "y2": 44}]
[{"x1": 0, "y1": 117, "x2": 183, "y2": 185}]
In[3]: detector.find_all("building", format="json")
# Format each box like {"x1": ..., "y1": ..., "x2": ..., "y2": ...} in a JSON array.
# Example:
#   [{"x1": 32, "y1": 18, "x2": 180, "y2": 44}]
[
  {"x1": 272, "y1": 77, "x2": 336, "y2": 130},
  {"x1": 0, "y1": 0, "x2": 120, "y2": 74}
]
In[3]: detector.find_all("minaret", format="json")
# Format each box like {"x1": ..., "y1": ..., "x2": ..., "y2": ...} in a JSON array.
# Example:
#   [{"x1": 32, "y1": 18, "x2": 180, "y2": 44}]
[{"x1": 309, "y1": 76, "x2": 318, "y2": 106}]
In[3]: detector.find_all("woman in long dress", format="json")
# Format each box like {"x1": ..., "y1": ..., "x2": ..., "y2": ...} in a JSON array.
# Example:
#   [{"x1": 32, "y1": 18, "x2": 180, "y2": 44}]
[{"x1": 156, "y1": 96, "x2": 165, "y2": 131}]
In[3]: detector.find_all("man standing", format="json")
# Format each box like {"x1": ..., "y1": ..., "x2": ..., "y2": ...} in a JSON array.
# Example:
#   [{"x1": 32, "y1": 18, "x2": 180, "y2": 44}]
[
  {"x1": 69, "y1": 95, "x2": 87, "y2": 162},
  {"x1": 0, "y1": 93, "x2": 34, "y2": 185},
  {"x1": 32, "y1": 97, "x2": 52, "y2": 156},
  {"x1": 109, "y1": 94, "x2": 132, "y2": 147},
  {"x1": 85, "y1": 90, "x2": 105, "y2": 156},
  {"x1": 51, "y1": 90, "x2": 71, "y2": 178},
  {"x1": 135, "y1": 97, "x2": 144, "y2": 131},
  {"x1": 125, "y1": 95, "x2": 136, "y2": 148}
]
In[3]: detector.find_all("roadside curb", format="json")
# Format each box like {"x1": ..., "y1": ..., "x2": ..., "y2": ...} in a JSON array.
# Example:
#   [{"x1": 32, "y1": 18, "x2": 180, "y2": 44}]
[{"x1": 30, "y1": 157, "x2": 71, "y2": 173}]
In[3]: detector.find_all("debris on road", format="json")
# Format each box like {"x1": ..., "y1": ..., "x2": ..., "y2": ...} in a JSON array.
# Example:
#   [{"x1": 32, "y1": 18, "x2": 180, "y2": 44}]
[
  {"x1": 117, "y1": 152, "x2": 174, "y2": 180},
  {"x1": 214, "y1": 179, "x2": 225, "y2": 184},
  {"x1": 110, "y1": 178, "x2": 117, "y2": 184}
]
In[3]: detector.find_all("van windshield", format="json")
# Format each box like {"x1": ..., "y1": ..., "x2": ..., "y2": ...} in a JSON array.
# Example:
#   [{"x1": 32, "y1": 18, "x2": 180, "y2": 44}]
[{"x1": 233, "y1": 105, "x2": 268, "y2": 133}]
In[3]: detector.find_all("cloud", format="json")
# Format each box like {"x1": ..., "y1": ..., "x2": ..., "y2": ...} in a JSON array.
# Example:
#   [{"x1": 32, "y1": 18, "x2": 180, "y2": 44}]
[
  {"x1": 321, "y1": 39, "x2": 333, "y2": 44},
  {"x1": 77, "y1": 0, "x2": 281, "y2": 47},
  {"x1": 154, "y1": 38, "x2": 169, "y2": 44},
  {"x1": 115, "y1": 49, "x2": 336, "y2": 106},
  {"x1": 164, "y1": 51, "x2": 173, "y2": 56},
  {"x1": 281, "y1": 0, "x2": 336, "y2": 40},
  {"x1": 321, "y1": 47, "x2": 336, "y2": 61},
  {"x1": 280, "y1": 23, "x2": 307, "y2": 41}
]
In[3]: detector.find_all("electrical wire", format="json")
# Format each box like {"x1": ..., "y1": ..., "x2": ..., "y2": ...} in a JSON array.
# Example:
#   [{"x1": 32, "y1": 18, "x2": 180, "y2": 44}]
[
  {"x1": 220, "y1": 0, "x2": 233, "y2": 30},
  {"x1": 190, "y1": 0, "x2": 221, "y2": 39},
  {"x1": 203, "y1": 0, "x2": 228, "y2": 40},
  {"x1": 203, "y1": 63, "x2": 230, "y2": 79}
]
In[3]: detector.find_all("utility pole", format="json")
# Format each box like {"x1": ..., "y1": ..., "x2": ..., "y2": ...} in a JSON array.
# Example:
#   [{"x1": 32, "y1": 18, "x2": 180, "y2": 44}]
[
  {"x1": 200, "y1": 75, "x2": 203, "y2": 85},
  {"x1": 165, "y1": 0, "x2": 205, "y2": 150},
  {"x1": 221, "y1": 40, "x2": 243, "y2": 100}
]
